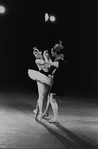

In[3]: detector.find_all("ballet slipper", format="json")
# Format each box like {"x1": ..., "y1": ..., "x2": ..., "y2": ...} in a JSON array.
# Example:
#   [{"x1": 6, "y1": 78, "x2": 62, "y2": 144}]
[{"x1": 48, "y1": 118, "x2": 58, "y2": 123}]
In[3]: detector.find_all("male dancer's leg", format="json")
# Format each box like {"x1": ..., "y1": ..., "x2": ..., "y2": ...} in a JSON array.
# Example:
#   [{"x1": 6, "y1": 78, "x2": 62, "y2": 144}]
[{"x1": 49, "y1": 93, "x2": 59, "y2": 122}]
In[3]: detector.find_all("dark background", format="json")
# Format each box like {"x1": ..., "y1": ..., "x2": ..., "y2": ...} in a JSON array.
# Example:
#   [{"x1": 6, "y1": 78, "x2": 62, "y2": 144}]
[{"x1": 0, "y1": 0, "x2": 98, "y2": 98}]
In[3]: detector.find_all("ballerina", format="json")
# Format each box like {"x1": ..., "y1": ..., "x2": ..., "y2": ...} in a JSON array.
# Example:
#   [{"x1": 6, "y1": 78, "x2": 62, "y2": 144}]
[{"x1": 28, "y1": 47, "x2": 54, "y2": 121}]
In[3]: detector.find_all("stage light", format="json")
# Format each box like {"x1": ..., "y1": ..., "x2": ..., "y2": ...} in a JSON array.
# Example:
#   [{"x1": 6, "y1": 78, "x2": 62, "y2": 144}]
[
  {"x1": 50, "y1": 15, "x2": 56, "y2": 22},
  {"x1": 0, "y1": 6, "x2": 5, "y2": 13},
  {"x1": 45, "y1": 13, "x2": 49, "y2": 22},
  {"x1": 45, "y1": 13, "x2": 56, "y2": 22}
]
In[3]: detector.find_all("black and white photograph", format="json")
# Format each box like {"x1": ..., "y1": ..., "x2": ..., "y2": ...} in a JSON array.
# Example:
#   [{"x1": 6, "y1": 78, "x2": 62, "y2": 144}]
[{"x1": 0, "y1": 0, "x2": 98, "y2": 148}]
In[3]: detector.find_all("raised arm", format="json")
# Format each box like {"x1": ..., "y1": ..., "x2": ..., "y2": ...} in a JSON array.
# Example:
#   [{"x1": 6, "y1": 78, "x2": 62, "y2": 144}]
[{"x1": 43, "y1": 50, "x2": 52, "y2": 64}]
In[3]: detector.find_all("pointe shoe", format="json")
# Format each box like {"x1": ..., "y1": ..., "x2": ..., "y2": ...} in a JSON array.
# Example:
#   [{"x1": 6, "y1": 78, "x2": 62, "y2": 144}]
[
  {"x1": 42, "y1": 113, "x2": 49, "y2": 118},
  {"x1": 33, "y1": 109, "x2": 37, "y2": 114},
  {"x1": 37, "y1": 113, "x2": 43, "y2": 121},
  {"x1": 49, "y1": 118, "x2": 58, "y2": 123},
  {"x1": 34, "y1": 109, "x2": 39, "y2": 120}
]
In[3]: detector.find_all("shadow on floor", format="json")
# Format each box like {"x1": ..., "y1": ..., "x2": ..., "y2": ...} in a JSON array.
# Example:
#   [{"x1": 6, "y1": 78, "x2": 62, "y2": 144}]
[
  {"x1": 39, "y1": 121, "x2": 98, "y2": 149},
  {"x1": 54, "y1": 123, "x2": 98, "y2": 149}
]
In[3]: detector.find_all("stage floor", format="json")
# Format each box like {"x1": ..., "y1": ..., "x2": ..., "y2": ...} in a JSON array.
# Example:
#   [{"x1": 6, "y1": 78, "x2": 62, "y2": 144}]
[{"x1": 0, "y1": 86, "x2": 98, "y2": 149}]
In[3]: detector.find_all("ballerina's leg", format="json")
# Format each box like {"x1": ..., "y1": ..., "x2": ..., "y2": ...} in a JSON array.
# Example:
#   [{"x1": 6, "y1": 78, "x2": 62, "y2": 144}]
[{"x1": 37, "y1": 82, "x2": 49, "y2": 121}]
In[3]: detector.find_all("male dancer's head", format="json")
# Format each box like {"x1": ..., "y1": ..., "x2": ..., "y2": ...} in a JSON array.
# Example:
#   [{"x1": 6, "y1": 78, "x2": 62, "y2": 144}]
[{"x1": 51, "y1": 40, "x2": 64, "y2": 60}]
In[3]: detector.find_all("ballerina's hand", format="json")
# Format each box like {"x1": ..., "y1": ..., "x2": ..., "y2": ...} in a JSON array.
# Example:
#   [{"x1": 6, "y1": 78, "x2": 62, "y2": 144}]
[{"x1": 48, "y1": 75, "x2": 54, "y2": 78}]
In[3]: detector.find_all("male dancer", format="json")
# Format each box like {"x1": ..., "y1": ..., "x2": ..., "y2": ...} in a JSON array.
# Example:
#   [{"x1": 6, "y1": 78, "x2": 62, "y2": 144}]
[{"x1": 42, "y1": 41, "x2": 65, "y2": 122}]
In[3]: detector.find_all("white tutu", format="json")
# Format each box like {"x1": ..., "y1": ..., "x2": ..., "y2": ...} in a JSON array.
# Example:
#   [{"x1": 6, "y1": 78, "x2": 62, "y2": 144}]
[{"x1": 28, "y1": 69, "x2": 53, "y2": 87}]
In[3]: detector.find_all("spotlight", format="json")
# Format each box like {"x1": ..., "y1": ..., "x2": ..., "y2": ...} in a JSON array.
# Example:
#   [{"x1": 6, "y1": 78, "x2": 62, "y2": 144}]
[
  {"x1": 50, "y1": 15, "x2": 56, "y2": 22},
  {"x1": 45, "y1": 13, "x2": 49, "y2": 22},
  {"x1": 0, "y1": 6, "x2": 5, "y2": 13}
]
